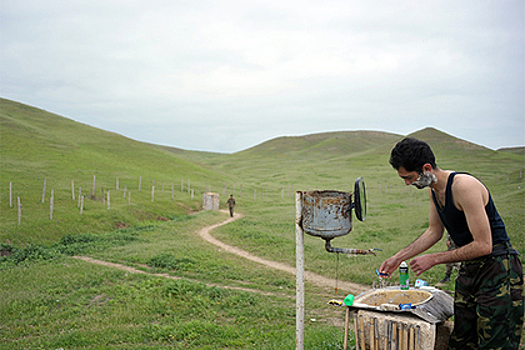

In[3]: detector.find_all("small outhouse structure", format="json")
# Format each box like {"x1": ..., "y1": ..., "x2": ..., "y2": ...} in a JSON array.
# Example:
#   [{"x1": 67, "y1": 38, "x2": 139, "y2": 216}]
[{"x1": 203, "y1": 192, "x2": 220, "y2": 211}]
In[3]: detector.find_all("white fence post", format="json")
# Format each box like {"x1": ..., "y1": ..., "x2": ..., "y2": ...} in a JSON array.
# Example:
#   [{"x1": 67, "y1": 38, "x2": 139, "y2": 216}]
[
  {"x1": 17, "y1": 197, "x2": 21, "y2": 225},
  {"x1": 50, "y1": 189, "x2": 54, "y2": 220},
  {"x1": 42, "y1": 178, "x2": 46, "y2": 203}
]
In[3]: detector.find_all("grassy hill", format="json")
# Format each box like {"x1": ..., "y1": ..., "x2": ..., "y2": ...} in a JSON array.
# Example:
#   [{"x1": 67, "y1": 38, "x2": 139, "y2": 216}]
[
  {"x1": 499, "y1": 146, "x2": 525, "y2": 155},
  {"x1": 1, "y1": 98, "x2": 524, "y2": 349},
  {"x1": 0, "y1": 98, "x2": 231, "y2": 244}
]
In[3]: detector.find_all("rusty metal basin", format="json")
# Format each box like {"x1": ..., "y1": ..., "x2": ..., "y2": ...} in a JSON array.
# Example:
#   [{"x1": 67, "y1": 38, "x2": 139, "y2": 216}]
[
  {"x1": 301, "y1": 190, "x2": 352, "y2": 240},
  {"x1": 349, "y1": 287, "x2": 454, "y2": 324},
  {"x1": 355, "y1": 289, "x2": 433, "y2": 308}
]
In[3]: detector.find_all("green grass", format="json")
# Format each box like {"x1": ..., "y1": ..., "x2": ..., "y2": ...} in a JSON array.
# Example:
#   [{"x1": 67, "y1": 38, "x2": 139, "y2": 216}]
[
  {"x1": 0, "y1": 211, "x2": 351, "y2": 349},
  {"x1": 1, "y1": 98, "x2": 524, "y2": 349}
]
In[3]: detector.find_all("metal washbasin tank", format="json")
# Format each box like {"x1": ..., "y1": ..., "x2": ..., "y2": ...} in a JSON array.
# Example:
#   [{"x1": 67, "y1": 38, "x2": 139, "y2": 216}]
[
  {"x1": 298, "y1": 178, "x2": 377, "y2": 255},
  {"x1": 301, "y1": 190, "x2": 353, "y2": 239}
]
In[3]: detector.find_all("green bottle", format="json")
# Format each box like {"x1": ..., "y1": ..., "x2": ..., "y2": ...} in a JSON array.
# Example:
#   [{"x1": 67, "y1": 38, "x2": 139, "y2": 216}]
[{"x1": 400, "y1": 261, "x2": 409, "y2": 290}]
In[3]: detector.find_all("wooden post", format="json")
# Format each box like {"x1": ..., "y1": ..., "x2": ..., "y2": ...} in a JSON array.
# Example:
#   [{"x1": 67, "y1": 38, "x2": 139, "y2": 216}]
[
  {"x1": 295, "y1": 192, "x2": 305, "y2": 350},
  {"x1": 80, "y1": 195, "x2": 84, "y2": 215},
  {"x1": 123, "y1": 185, "x2": 127, "y2": 198},
  {"x1": 254, "y1": 189, "x2": 257, "y2": 201},
  {"x1": 78, "y1": 187, "x2": 82, "y2": 207},
  {"x1": 71, "y1": 180, "x2": 75, "y2": 200},
  {"x1": 9, "y1": 182, "x2": 12, "y2": 208},
  {"x1": 139, "y1": 176, "x2": 142, "y2": 191},
  {"x1": 107, "y1": 190, "x2": 110, "y2": 210},
  {"x1": 191, "y1": 189, "x2": 194, "y2": 200},
  {"x1": 17, "y1": 197, "x2": 21, "y2": 225},
  {"x1": 151, "y1": 185, "x2": 155, "y2": 202},
  {"x1": 50, "y1": 189, "x2": 54, "y2": 220},
  {"x1": 92, "y1": 175, "x2": 96, "y2": 195},
  {"x1": 42, "y1": 178, "x2": 46, "y2": 203},
  {"x1": 344, "y1": 307, "x2": 350, "y2": 350},
  {"x1": 116, "y1": 178, "x2": 119, "y2": 190}
]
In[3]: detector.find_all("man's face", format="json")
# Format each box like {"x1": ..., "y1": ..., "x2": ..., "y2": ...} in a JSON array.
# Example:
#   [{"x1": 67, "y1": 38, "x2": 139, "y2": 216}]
[
  {"x1": 397, "y1": 167, "x2": 437, "y2": 189},
  {"x1": 412, "y1": 172, "x2": 437, "y2": 189}
]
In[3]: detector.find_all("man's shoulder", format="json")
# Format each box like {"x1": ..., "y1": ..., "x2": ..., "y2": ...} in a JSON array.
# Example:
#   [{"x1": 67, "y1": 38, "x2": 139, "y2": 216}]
[
  {"x1": 452, "y1": 173, "x2": 484, "y2": 190},
  {"x1": 451, "y1": 173, "x2": 489, "y2": 206}
]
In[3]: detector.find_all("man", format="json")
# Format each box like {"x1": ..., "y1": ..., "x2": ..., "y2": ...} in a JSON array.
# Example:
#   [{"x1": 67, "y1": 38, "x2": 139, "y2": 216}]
[
  {"x1": 379, "y1": 137, "x2": 523, "y2": 349},
  {"x1": 227, "y1": 195, "x2": 236, "y2": 217}
]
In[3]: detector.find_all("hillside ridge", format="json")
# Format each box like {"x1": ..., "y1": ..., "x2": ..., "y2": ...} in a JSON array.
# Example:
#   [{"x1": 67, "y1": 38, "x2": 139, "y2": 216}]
[{"x1": 1, "y1": 98, "x2": 501, "y2": 159}]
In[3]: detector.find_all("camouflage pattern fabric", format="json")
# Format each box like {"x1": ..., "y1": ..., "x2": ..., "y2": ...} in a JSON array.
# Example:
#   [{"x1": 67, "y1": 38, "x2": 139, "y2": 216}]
[
  {"x1": 445, "y1": 233, "x2": 461, "y2": 276},
  {"x1": 449, "y1": 251, "x2": 524, "y2": 349}
]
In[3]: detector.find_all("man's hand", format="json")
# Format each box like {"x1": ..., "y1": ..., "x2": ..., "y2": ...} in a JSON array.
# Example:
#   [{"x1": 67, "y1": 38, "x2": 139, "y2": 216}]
[
  {"x1": 409, "y1": 254, "x2": 436, "y2": 276},
  {"x1": 379, "y1": 256, "x2": 402, "y2": 277}
]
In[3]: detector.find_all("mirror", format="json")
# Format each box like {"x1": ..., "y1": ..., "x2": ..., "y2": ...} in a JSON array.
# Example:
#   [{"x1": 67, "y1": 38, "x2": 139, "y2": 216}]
[{"x1": 354, "y1": 177, "x2": 367, "y2": 221}]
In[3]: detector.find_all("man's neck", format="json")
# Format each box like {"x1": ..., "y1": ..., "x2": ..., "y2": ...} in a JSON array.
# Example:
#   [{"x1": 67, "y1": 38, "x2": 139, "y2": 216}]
[{"x1": 430, "y1": 168, "x2": 451, "y2": 193}]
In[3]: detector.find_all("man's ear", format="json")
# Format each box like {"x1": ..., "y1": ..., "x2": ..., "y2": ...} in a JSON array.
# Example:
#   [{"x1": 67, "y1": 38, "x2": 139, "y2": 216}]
[{"x1": 422, "y1": 163, "x2": 433, "y2": 172}]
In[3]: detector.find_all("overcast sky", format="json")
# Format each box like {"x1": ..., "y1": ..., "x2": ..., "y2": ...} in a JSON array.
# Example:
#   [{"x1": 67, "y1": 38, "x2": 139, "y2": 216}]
[{"x1": 1, "y1": 1, "x2": 524, "y2": 153}]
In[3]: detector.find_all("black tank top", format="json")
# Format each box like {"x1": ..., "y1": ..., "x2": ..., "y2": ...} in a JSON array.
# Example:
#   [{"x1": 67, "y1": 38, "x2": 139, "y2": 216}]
[{"x1": 431, "y1": 172, "x2": 510, "y2": 249}]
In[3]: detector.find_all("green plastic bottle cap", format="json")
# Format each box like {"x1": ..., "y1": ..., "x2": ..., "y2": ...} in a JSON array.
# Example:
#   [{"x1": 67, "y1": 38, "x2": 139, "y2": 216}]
[{"x1": 344, "y1": 294, "x2": 355, "y2": 306}]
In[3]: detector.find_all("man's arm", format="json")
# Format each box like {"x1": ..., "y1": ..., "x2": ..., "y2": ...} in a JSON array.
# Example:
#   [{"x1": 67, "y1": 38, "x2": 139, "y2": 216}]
[
  {"x1": 379, "y1": 190, "x2": 445, "y2": 276},
  {"x1": 410, "y1": 176, "x2": 492, "y2": 275}
]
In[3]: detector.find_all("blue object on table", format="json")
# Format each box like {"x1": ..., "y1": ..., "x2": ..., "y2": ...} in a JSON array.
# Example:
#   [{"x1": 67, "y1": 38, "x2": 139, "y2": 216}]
[
  {"x1": 415, "y1": 279, "x2": 429, "y2": 287},
  {"x1": 399, "y1": 303, "x2": 415, "y2": 310}
]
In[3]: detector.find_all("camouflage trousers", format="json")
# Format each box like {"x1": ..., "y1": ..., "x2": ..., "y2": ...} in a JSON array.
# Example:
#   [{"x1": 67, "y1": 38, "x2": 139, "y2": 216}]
[{"x1": 449, "y1": 251, "x2": 524, "y2": 350}]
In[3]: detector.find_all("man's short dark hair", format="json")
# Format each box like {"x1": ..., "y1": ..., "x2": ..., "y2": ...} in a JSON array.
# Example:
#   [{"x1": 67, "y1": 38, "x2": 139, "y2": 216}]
[{"x1": 389, "y1": 137, "x2": 437, "y2": 172}]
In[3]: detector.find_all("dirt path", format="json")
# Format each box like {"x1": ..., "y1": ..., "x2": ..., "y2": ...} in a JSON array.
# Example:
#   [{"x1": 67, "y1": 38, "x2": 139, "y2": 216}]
[
  {"x1": 200, "y1": 210, "x2": 368, "y2": 295},
  {"x1": 72, "y1": 255, "x2": 285, "y2": 297},
  {"x1": 74, "y1": 211, "x2": 368, "y2": 296}
]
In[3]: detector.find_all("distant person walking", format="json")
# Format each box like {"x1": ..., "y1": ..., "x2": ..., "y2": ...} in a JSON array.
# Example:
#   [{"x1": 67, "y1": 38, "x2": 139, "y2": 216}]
[
  {"x1": 379, "y1": 137, "x2": 523, "y2": 350},
  {"x1": 227, "y1": 195, "x2": 236, "y2": 217}
]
